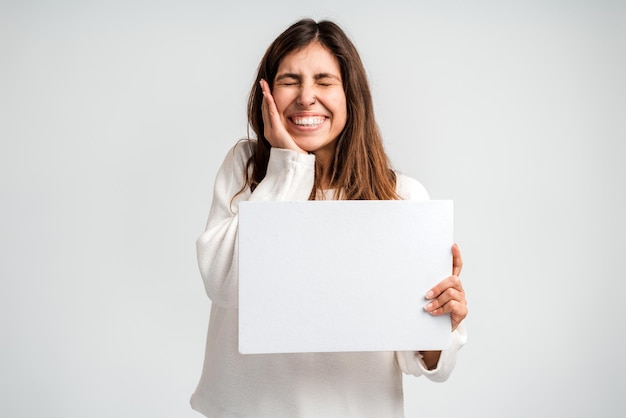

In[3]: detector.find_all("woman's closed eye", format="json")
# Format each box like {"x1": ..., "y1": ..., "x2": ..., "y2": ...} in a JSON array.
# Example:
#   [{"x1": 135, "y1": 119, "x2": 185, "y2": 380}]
[{"x1": 315, "y1": 76, "x2": 341, "y2": 87}]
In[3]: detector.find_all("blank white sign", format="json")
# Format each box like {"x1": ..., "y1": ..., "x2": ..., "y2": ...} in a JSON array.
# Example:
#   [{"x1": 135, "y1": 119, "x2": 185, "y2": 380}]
[{"x1": 238, "y1": 200, "x2": 453, "y2": 354}]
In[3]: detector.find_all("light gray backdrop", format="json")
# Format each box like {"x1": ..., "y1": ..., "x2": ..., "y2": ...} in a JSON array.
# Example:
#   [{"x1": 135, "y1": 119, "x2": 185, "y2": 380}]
[{"x1": 1, "y1": 1, "x2": 624, "y2": 417}]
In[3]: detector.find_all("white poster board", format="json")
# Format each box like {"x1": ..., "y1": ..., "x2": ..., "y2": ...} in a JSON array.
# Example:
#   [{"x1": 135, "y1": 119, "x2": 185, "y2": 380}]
[{"x1": 238, "y1": 200, "x2": 453, "y2": 354}]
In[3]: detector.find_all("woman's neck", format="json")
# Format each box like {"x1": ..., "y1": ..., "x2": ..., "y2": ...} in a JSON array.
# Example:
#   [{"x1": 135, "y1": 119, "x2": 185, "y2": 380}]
[{"x1": 313, "y1": 146, "x2": 336, "y2": 190}]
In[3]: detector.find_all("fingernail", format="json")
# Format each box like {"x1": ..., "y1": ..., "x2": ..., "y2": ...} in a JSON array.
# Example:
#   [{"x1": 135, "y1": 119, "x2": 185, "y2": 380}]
[
  {"x1": 425, "y1": 290, "x2": 434, "y2": 299},
  {"x1": 424, "y1": 302, "x2": 433, "y2": 311}
]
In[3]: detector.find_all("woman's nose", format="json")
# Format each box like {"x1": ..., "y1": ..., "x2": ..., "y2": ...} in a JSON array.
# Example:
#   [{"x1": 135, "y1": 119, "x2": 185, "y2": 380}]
[{"x1": 296, "y1": 84, "x2": 317, "y2": 106}]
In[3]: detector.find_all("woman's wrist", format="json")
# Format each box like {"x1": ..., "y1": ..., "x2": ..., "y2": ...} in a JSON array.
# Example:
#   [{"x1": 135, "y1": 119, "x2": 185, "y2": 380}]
[{"x1": 419, "y1": 350, "x2": 442, "y2": 370}]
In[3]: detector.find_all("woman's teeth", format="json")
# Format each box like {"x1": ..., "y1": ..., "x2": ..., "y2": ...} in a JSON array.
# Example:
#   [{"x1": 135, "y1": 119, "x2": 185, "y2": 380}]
[{"x1": 292, "y1": 116, "x2": 325, "y2": 126}]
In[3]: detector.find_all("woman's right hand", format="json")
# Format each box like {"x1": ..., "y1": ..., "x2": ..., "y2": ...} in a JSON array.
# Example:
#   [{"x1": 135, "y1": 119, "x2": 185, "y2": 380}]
[{"x1": 259, "y1": 79, "x2": 307, "y2": 154}]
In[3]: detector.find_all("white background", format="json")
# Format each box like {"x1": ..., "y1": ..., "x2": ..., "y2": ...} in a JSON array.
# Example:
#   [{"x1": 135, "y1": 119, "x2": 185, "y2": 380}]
[{"x1": 1, "y1": 1, "x2": 624, "y2": 417}]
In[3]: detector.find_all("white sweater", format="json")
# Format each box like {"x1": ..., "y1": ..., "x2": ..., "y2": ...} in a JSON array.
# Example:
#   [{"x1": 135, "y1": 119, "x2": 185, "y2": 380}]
[{"x1": 190, "y1": 140, "x2": 467, "y2": 417}]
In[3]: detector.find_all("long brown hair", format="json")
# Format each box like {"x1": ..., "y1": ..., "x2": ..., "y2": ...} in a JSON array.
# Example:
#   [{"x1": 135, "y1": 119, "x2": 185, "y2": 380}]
[{"x1": 242, "y1": 18, "x2": 398, "y2": 200}]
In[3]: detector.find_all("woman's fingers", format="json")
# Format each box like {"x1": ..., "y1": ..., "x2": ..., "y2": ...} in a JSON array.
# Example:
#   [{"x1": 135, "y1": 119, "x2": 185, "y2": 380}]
[
  {"x1": 452, "y1": 243, "x2": 463, "y2": 277},
  {"x1": 423, "y1": 279, "x2": 468, "y2": 331},
  {"x1": 424, "y1": 283, "x2": 464, "y2": 314},
  {"x1": 424, "y1": 275, "x2": 465, "y2": 312},
  {"x1": 425, "y1": 273, "x2": 464, "y2": 301},
  {"x1": 260, "y1": 79, "x2": 276, "y2": 131}
]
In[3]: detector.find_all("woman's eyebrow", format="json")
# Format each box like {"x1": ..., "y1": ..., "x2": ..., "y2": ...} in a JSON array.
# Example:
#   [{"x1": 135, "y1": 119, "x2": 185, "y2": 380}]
[
  {"x1": 275, "y1": 73, "x2": 301, "y2": 81},
  {"x1": 314, "y1": 73, "x2": 341, "y2": 81}
]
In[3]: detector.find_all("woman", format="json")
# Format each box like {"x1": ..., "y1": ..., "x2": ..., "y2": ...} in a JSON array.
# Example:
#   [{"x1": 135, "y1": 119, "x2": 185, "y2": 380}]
[{"x1": 191, "y1": 18, "x2": 468, "y2": 417}]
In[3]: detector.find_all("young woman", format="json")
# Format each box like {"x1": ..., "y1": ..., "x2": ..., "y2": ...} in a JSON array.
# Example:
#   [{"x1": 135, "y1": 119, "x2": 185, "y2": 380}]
[{"x1": 191, "y1": 18, "x2": 468, "y2": 417}]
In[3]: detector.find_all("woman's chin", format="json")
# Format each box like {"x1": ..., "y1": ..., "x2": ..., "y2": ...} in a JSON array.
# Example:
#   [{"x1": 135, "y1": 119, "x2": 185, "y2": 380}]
[{"x1": 292, "y1": 137, "x2": 337, "y2": 155}]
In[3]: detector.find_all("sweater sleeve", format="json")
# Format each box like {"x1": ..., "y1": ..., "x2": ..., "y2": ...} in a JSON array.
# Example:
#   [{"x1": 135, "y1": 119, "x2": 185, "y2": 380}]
[
  {"x1": 396, "y1": 322, "x2": 467, "y2": 381},
  {"x1": 393, "y1": 172, "x2": 467, "y2": 381},
  {"x1": 196, "y1": 141, "x2": 315, "y2": 308}
]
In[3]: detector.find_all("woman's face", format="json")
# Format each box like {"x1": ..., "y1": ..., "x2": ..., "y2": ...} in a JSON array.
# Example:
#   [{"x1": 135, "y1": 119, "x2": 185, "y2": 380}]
[{"x1": 272, "y1": 42, "x2": 347, "y2": 162}]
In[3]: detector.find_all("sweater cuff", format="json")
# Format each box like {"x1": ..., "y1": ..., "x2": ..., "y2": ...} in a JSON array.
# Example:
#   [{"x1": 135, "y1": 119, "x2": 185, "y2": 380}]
[
  {"x1": 421, "y1": 322, "x2": 467, "y2": 379},
  {"x1": 249, "y1": 148, "x2": 316, "y2": 201},
  {"x1": 397, "y1": 322, "x2": 467, "y2": 382}
]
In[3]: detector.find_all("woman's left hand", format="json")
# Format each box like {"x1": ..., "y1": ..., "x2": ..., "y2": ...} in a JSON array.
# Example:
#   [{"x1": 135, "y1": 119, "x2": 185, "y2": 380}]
[{"x1": 423, "y1": 243, "x2": 467, "y2": 331}]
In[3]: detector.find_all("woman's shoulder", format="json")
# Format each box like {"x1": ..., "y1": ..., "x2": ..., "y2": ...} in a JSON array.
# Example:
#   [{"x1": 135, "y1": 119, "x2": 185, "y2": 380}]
[
  {"x1": 221, "y1": 139, "x2": 256, "y2": 168},
  {"x1": 231, "y1": 138, "x2": 256, "y2": 159},
  {"x1": 395, "y1": 172, "x2": 430, "y2": 201}
]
